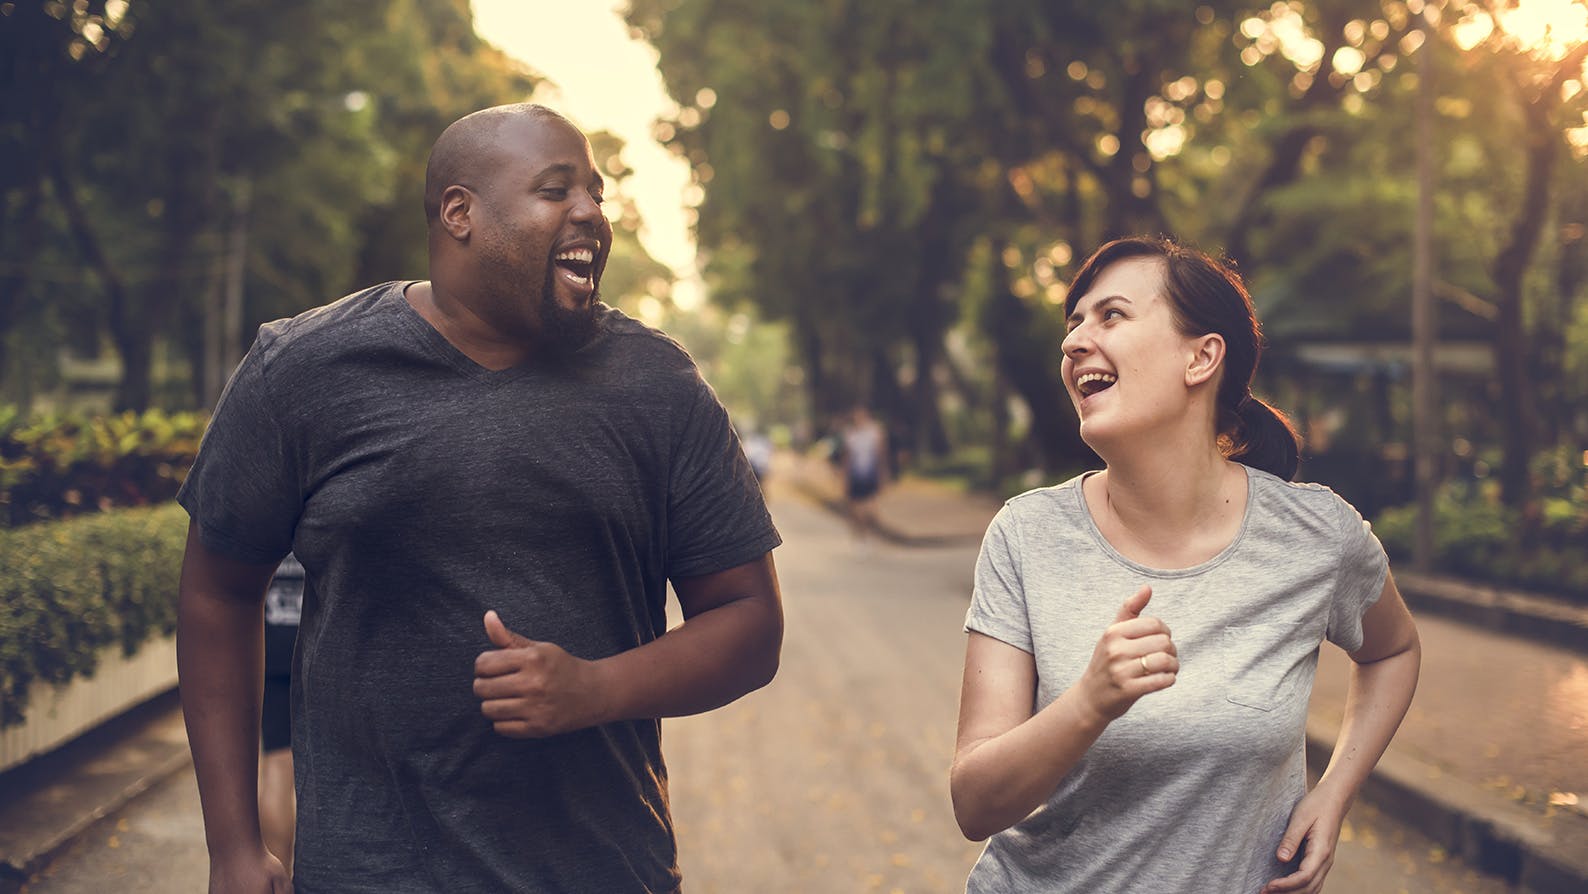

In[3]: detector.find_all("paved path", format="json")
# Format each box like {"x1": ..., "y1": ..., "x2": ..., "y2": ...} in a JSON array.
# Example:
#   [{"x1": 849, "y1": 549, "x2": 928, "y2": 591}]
[{"x1": 22, "y1": 483, "x2": 1516, "y2": 893}]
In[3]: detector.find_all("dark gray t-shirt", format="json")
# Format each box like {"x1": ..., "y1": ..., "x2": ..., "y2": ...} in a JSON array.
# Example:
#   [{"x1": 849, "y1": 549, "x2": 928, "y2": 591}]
[
  {"x1": 964, "y1": 465, "x2": 1388, "y2": 893},
  {"x1": 179, "y1": 282, "x2": 781, "y2": 893}
]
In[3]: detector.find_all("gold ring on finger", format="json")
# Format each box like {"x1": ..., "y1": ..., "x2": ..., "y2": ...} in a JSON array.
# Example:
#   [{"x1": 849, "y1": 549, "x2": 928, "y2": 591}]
[{"x1": 1139, "y1": 654, "x2": 1151, "y2": 674}]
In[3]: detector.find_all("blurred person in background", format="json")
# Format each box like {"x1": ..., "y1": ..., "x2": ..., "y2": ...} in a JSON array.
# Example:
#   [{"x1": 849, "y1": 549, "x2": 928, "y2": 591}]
[
  {"x1": 951, "y1": 236, "x2": 1420, "y2": 894},
  {"x1": 839, "y1": 404, "x2": 889, "y2": 547},
  {"x1": 258, "y1": 554, "x2": 302, "y2": 874},
  {"x1": 177, "y1": 103, "x2": 783, "y2": 894},
  {"x1": 741, "y1": 425, "x2": 774, "y2": 485}
]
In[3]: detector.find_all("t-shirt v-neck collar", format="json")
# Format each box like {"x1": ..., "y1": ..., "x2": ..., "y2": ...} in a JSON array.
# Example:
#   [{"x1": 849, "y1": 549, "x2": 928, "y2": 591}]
[{"x1": 387, "y1": 281, "x2": 542, "y2": 387}]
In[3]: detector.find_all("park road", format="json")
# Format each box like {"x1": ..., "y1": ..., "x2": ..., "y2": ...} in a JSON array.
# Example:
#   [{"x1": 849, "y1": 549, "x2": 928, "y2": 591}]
[{"x1": 24, "y1": 485, "x2": 1509, "y2": 893}]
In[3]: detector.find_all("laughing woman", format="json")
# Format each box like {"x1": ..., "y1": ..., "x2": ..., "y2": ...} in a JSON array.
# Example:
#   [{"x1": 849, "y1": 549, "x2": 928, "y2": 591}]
[{"x1": 951, "y1": 237, "x2": 1420, "y2": 894}]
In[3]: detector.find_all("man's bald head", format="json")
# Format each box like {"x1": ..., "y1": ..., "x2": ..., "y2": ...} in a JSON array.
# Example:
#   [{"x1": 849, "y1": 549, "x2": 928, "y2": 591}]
[{"x1": 423, "y1": 103, "x2": 576, "y2": 222}]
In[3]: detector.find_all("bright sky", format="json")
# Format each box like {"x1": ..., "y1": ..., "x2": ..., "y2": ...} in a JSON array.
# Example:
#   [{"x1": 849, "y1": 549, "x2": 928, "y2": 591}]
[{"x1": 470, "y1": 0, "x2": 702, "y2": 307}]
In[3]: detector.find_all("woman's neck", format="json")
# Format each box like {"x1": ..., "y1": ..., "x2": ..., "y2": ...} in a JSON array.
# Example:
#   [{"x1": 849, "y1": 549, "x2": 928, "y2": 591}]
[{"x1": 1087, "y1": 437, "x2": 1246, "y2": 567}]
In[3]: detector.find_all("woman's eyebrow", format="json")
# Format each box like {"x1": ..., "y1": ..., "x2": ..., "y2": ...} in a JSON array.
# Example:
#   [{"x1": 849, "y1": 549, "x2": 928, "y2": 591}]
[{"x1": 1068, "y1": 294, "x2": 1133, "y2": 325}]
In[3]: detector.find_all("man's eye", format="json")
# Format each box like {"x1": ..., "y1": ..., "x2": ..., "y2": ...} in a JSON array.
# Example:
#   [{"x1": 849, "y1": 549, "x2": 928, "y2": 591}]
[
  {"x1": 540, "y1": 187, "x2": 569, "y2": 199},
  {"x1": 590, "y1": 192, "x2": 605, "y2": 205}
]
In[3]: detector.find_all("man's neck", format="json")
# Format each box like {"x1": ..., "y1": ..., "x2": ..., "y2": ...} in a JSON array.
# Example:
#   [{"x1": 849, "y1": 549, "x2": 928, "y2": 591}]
[{"x1": 405, "y1": 280, "x2": 529, "y2": 370}]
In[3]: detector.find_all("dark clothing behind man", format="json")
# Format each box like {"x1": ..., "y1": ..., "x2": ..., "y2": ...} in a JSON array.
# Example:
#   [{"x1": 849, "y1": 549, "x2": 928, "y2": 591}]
[
  {"x1": 261, "y1": 554, "x2": 302, "y2": 753},
  {"x1": 179, "y1": 282, "x2": 780, "y2": 892}
]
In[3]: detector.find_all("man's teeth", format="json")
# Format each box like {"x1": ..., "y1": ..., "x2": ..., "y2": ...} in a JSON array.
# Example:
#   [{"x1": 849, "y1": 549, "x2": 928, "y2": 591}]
[{"x1": 555, "y1": 248, "x2": 595, "y2": 263}]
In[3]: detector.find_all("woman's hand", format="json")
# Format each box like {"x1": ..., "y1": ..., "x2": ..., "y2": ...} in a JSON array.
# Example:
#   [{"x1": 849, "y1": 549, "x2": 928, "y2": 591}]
[
  {"x1": 1077, "y1": 585, "x2": 1179, "y2": 722},
  {"x1": 1262, "y1": 788, "x2": 1346, "y2": 893}
]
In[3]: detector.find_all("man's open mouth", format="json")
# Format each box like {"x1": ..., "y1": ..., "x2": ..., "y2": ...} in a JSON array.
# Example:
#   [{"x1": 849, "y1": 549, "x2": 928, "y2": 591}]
[
  {"x1": 553, "y1": 246, "x2": 596, "y2": 287},
  {"x1": 1075, "y1": 372, "x2": 1117, "y2": 397}
]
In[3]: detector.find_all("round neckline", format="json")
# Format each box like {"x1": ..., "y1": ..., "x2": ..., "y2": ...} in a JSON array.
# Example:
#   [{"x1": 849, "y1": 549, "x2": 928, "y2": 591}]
[{"x1": 1072, "y1": 463, "x2": 1255, "y2": 578}]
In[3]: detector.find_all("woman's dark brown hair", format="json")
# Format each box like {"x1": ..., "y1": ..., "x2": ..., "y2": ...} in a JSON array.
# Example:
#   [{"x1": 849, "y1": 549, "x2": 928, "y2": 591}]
[{"x1": 1065, "y1": 236, "x2": 1302, "y2": 481}]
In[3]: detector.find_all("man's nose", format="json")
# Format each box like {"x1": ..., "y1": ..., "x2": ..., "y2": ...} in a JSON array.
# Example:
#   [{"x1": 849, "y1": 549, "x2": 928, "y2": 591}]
[{"x1": 569, "y1": 191, "x2": 603, "y2": 223}]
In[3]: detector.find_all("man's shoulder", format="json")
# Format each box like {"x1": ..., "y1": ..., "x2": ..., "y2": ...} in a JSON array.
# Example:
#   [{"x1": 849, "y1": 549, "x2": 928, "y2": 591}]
[
  {"x1": 598, "y1": 305, "x2": 692, "y2": 357},
  {"x1": 253, "y1": 281, "x2": 409, "y2": 366},
  {"x1": 594, "y1": 305, "x2": 705, "y2": 381}
]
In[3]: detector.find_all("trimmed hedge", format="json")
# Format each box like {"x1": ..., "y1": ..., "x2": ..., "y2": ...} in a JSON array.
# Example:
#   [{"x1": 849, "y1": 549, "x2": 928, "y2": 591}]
[
  {"x1": 1375, "y1": 457, "x2": 1588, "y2": 605},
  {"x1": 0, "y1": 502, "x2": 189, "y2": 728},
  {"x1": 0, "y1": 407, "x2": 205, "y2": 527}
]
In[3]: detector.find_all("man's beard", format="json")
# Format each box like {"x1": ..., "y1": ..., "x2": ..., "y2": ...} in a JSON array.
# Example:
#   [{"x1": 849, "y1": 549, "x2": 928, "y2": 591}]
[{"x1": 535, "y1": 261, "x2": 599, "y2": 363}]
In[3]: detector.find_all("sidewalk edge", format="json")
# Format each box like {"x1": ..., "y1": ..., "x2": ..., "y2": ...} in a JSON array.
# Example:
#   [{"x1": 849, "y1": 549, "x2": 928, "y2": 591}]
[
  {"x1": 0, "y1": 693, "x2": 193, "y2": 892},
  {"x1": 1304, "y1": 719, "x2": 1588, "y2": 894},
  {"x1": 1396, "y1": 572, "x2": 1588, "y2": 657}
]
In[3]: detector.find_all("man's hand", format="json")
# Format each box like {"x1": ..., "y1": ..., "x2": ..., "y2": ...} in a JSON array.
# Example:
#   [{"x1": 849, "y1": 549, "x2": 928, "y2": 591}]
[
  {"x1": 209, "y1": 848, "x2": 291, "y2": 893},
  {"x1": 473, "y1": 610, "x2": 610, "y2": 738}
]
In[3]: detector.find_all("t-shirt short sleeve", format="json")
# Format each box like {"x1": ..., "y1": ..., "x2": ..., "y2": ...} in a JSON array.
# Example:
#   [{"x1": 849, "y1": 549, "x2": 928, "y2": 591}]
[
  {"x1": 1325, "y1": 494, "x2": 1390, "y2": 653},
  {"x1": 177, "y1": 329, "x2": 301, "y2": 565},
  {"x1": 965, "y1": 505, "x2": 1034, "y2": 653},
  {"x1": 664, "y1": 376, "x2": 780, "y2": 580}
]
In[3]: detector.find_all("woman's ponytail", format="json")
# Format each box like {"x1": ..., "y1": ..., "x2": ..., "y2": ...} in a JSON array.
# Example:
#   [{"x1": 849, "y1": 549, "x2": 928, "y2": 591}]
[{"x1": 1227, "y1": 396, "x2": 1301, "y2": 481}]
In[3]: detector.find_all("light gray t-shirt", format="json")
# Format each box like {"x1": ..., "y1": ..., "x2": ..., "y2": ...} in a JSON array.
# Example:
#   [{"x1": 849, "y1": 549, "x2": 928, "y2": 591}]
[{"x1": 963, "y1": 465, "x2": 1388, "y2": 894}]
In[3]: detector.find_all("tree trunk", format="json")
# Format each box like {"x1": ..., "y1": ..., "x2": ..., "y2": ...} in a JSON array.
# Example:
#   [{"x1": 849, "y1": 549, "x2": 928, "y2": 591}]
[
  {"x1": 49, "y1": 152, "x2": 138, "y2": 409},
  {"x1": 0, "y1": 180, "x2": 44, "y2": 386},
  {"x1": 1538, "y1": 187, "x2": 1586, "y2": 447},
  {"x1": 983, "y1": 239, "x2": 1093, "y2": 471},
  {"x1": 1411, "y1": 12, "x2": 1438, "y2": 572},
  {"x1": 1102, "y1": 59, "x2": 1166, "y2": 241},
  {"x1": 1491, "y1": 98, "x2": 1555, "y2": 512},
  {"x1": 1491, "y1": 43, "x2": 1588, "y2": 511}
]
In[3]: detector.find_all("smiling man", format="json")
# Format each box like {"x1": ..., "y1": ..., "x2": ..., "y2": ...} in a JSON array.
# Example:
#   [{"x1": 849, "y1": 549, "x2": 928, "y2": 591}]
[{"x1": 176, "y1": 104, "x2": 784, "y2": 894}]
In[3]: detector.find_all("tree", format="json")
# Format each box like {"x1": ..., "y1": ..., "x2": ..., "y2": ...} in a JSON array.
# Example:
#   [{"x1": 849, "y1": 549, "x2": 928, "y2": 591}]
[
  {"x1": 1445, "y1": 2, "x2": 1588, "y2": 512},
  {"x1": 1, "y1": 0, "x2": 549, "y2": 411},
  {"x1": 628, "y1": 0, "x2": 1588, "y2": 494}
]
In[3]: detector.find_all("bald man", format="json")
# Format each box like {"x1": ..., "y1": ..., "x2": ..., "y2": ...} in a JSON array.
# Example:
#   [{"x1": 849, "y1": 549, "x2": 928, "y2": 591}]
[{"x1": 176, "y1": 104, "x2": 783, "y2": 893}]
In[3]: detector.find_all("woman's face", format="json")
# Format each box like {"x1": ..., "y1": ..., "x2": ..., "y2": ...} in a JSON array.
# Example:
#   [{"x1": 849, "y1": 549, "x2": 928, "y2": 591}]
[{"x1": 1061, "y1": 257, "x2": 1207, "y2": 450}]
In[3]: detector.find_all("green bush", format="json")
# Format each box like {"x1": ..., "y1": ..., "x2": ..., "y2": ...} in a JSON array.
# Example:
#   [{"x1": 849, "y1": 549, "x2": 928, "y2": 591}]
[
  {"x1": 1375, "y1": 457, "x2": 1588, "y2": 602},
  {"x1": 0, "y1": 503, "x2": 189, "y2": 728},
  {"x1": 0, "y1": 408, "x2": 205, "y2": 527}
]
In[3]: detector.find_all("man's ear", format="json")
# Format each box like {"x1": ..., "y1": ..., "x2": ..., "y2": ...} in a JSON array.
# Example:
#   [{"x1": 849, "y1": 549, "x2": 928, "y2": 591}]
[
  {"x1": 439, "y1": 185, "x2": 474, "y2": 241},
  {"x1": 1185, "y1": 333, "x2": 1225, "y2": 387}
]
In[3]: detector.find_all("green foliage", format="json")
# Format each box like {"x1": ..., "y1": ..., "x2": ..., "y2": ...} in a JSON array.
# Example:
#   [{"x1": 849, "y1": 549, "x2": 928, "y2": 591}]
[
  {"x1": 1375, "y1": 450, "x2": 1588, "y2": 601},
  {"x1": 0, "y1": 408, "x2": 204, "y2": 526},
  {"x1": 628, "y1": 0, "x2": 1588, "y2": 497},
  {"x1": 0, "y1": 503, "x2": 189, "y2": 728},
  {"x1": 659, "y1": 306, "x2": 808, "y2": 432},
  {"x1": 1, "y1": 0, "x2": 544, "y2": 411}
]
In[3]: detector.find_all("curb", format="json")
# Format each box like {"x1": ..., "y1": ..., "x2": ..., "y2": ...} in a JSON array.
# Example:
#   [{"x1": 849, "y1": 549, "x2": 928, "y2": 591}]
[
  {"x1": 1304, "y1": 721, "x2": 1588, "y2": 894},
  {"x1": 0, "y1": 690, "x2": 192, "y2": 892},
  {"x1": 1396, "y1": 572, "x2": 1588, "y2": 657}
]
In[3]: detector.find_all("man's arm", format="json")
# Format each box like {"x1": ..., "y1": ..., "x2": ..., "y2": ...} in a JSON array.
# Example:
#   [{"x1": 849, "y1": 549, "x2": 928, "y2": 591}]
[
  {"x1": 176, "y1": 523, "x2": 292, "y2": 892},
  {"x1": 474, "y1": 554, "x2": 783, "y2": 737}
]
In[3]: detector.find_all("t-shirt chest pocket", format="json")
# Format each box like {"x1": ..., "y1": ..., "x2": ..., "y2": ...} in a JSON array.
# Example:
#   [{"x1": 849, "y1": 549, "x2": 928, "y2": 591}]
[{"x1": 1219, "y1": 621, "x2": 1306, "y2": 712}]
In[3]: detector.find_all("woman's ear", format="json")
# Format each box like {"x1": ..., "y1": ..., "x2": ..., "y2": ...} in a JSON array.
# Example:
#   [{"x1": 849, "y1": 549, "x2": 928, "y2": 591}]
[{"x1": 1185, "y1": 333, "x2": 1225, "y2": 387}]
